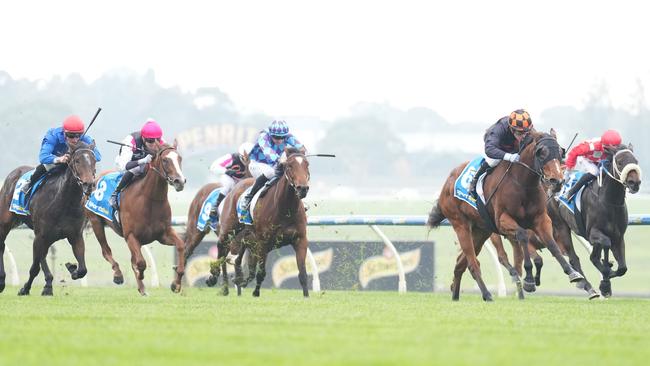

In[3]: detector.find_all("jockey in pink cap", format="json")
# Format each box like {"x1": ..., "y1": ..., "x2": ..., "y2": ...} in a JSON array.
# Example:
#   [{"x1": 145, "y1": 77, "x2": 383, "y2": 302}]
[{"x1": 109, "y1": 119, "x2": 165, "y2": 209}]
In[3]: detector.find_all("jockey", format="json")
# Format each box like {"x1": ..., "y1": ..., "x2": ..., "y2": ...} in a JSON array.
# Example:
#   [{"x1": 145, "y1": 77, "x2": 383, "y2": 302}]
[
  {"x1": 469, "y1": 109, "x2": 534, "y2": 193},
  {"x1": 22, "y1": 115, "x2": 102, "y2": 194},
  {"x1": 563, "y1": 129, "x2": 622, "y2": 199},
  {"x1": 109, "y1": 119, "x2": 165, "y2": 209},
  {"x1": 241, "y1": 120, "x2": 306, "y2": 211},
  {"x1": 208, "y1": 142, "x2": 255, "y2": 219}
]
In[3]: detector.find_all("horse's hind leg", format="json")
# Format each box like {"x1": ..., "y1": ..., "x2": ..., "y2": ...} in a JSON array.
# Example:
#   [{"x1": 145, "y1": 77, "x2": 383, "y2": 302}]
[
  {"x1": 18, "y1": 235, "x2": 49, "y2": 296},
  {"x1": 40, "y1": 257, "x2": 54, "y2": 296},
  {"x1": 450, "y1": 253, "x2": 467, "y2": 301},
  {"x1": 66, "y1": 234, "x2": 87, "y2": 280},
  {"x1": 90, "y1": 217, "x2": 124, "y2": 284},
  {"x1": 0, "y1": 223, "x2": 11, "y2": 293},
  {"x1": 451, "y1": 223, "x2": 492, "y2": 301}
]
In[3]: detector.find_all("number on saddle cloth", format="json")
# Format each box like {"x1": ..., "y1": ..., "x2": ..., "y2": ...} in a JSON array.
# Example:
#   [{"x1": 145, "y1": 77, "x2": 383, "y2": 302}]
[{"x1": 9, "y1": 169, "x2": 47, "y2": 216}]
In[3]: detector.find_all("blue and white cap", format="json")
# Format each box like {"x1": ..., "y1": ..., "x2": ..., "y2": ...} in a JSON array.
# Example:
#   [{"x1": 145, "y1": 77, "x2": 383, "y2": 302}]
[{"x1": 268, "y1": 120, "x2": 289, "y2": 137}]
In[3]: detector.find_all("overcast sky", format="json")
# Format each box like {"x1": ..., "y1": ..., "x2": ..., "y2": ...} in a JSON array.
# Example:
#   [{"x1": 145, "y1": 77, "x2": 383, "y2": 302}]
[{"x1": 2, "y1": 0, "x2": 649, "y2": 123}]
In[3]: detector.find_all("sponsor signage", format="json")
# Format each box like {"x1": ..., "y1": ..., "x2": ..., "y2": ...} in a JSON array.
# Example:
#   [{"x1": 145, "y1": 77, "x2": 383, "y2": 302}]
[{"x1": 182, "y1": 240, "x2": 435, "y2": 292}]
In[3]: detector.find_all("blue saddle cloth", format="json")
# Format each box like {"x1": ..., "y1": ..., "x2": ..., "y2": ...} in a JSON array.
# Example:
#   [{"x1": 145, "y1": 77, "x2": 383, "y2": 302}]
[
  {"x1": 558, "y1": 171, "x2": 586, "y2": 214},
  {"x1": 84, "y1": 172, "x2": 124, "y2": 222},
  {"x1": 453, "y1": 157, "x2": 484, "y2": 210},
  {"x1": 196, "y1": 188, "x2": 222, "y2": 231},
  {"x1": 9, "y1": 170, "x2": 47, "y2": 216}
]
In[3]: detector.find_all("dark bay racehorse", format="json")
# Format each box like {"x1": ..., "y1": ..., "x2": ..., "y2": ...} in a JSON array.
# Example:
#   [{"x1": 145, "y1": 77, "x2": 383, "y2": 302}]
[
  {"x1": 0, "y1": 141, "x2": 97, "y2": 296},
  {"x1": 86, "y1": 141, "x2": 187, "y2": 295},
  {"x1": 183, "y1": 152, "x2": 250, "y2": 272},
  {"x1": 428, "y1": 130, "x2": 587, "y2": 301},
  {"x1": 213, "y1": 147, "x2": 310, "y2": 297},
  {"x1": 546, "y1": 144, "x2": 641, "y2": 297}
]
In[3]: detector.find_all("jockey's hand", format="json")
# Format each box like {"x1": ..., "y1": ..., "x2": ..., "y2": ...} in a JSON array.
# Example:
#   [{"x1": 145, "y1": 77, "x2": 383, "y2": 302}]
[
  {"x1": 55, "y1": 154, "x2": 70, "y2": 164},
  {"x1": 138, "y1": 155, "x2": 153, "y2": 165},
  {"x1": 504, "y1": 153, "x2": 520, "y2": 163}
]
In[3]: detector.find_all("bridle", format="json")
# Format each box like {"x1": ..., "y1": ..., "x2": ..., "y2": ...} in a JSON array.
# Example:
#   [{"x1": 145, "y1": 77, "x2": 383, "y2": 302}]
[
  {"x1": 149, "y1": 146, "x2": 178, "y2": 185},
  {"x1": 513, "y1": 136, "x2": 562, "y2": 187},
  {"x1": 67, "y1": 147, "x2": 96, "y2": 197},
  {"x1": 600, "y1": 149, "x2": 642, "y2": 188},
  {"x1": 282, "y1": 153, "x2": 309, "y2": 198}
]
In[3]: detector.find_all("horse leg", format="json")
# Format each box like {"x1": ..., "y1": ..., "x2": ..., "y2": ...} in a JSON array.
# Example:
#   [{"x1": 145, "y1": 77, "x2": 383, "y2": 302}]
[
  {"x1": 609, "y1": 238, "x2": 627, "y2": 279},
  {"x1": 40, "y1": 257, "x2": 54, "y2": 296},
  {"x1": 293, "y1": 237, "x2": 310, "y2": 298},
  {"x1": 252, "y1": 249, "x2": 269, "y2": 298},
  {"x1": 491, "y1": 234, "x2": 524, "y2": 300},
  {"x1": 451, "y1": 223, "x2": 492, "y2": 301},
  {"x1": 588, "y1": 228, "x2": 613, "y2": 297},
  {"x1": 499, "y1": 215, "x2": 536, "y2": 293},
  {"x1": 234, "y1": 247, "x2": 246, "y2": 296},
  {"x1": 90, "y1": 217, "x2": 124, "y2": 284},
  {"x1": 66, "y1": 235, "x2": 87, "y2": 280},
  {"x1": 532, "y1": 214, "x2": 583, "y2": 283},
  {"x1": 126, "y1": 234, "x2": 147, "y2": 296},
  {"x1": 18, "y1": 235, "x2": 48, "y2": 296},
  {"x1": 219, "y1": 241, "x2": 230, "y2": 296},
  {"x1": 160, "y1": 226, "x2": 185, "y2": 294},
  {"x1": 183, "y1": 226, "x2": 208, "y2": 263},
  {"x1": 0, "y1": 224, "x2": 9, "y2": 293},
  {"x1": 450, "y1": 253, "x2": 467, "y2": 301}
]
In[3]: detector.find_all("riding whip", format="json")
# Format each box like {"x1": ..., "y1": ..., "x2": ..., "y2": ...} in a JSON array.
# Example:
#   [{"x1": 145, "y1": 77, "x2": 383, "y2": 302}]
[
  {"x1": 80, "y1": 107, "x2": 102, "y2": 139},
  {"x1": 107, "y1": 139, "x2": 146, "y2": 153},
  {"x1": 306, "y1": 154, "x2": 336, "y2": 158}
]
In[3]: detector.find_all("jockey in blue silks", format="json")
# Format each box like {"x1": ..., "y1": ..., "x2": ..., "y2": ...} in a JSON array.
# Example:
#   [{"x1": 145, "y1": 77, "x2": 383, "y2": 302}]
[
  {"x1": 241, "y1": 120, "x2": 306, "y2": 211},
  {"x1": 22, "y1": 115, "x2": 102, "y2": 194}
]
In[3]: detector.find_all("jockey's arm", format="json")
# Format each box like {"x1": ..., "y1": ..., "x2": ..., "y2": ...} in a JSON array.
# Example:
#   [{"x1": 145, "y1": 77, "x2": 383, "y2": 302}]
[
  {"x1": 80, "y1": 135, "x2": 102, "y2": 162},
  {"x1": 483, "y1": 128, "x2": 508, "y2": 160},
  {"x1": 38, "y1": 130, "x2": 59, "y2": 164},
  {"x1": 565, "y1": 141, "x2": 590, "y2": 170},
  {"x1": 115, "y1": 135, "x2": 135, "y2": 170}
]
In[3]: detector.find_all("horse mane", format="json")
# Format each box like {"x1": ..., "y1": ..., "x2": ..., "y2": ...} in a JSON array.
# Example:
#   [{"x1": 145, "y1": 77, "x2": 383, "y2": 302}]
[{"x1": 285, "y1": 147, "x2": 302, "y2": 156}]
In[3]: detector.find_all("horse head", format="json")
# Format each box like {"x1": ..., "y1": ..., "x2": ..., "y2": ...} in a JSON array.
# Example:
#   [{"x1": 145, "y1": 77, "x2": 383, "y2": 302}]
[
  {"x1": 67, "y1": 140, "x2": 97, "y2": 196},
  {"x1": 521, "y1": 129, "x2": 564, "y2": 192},
  {"x1": 604, "y1": 143, "x2": 642, "y2": 194},
  {"x1": 279, "y1": 147, "x2": 310, "y2": 199},
  {"x1": 151, "y1": 140, "x2": 186, "y2": 192}
]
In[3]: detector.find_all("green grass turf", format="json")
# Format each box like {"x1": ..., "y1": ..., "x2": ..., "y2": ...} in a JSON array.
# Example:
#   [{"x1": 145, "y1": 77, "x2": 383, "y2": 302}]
[{"x1": 0, "y1": 288, "x2": 649, "y2": 366}]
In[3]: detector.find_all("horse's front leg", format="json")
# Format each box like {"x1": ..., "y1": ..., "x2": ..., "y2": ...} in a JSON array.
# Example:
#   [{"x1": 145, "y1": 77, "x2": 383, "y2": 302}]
[
  {"x1": 160, "y1": 226, "x2": 185, "y2": 293},
  {"x1": 66, "y1": 234, "x2": 87, "y2": 280},
  {"x1": 18, "y1": 235, "x2": 48, "y2": 296},
  {"x1": 532, "y1": 214, "x2": 583, "y2": 284},
  {"x1": 609, "y1": 238, "x2": 627, "y2": 279},
  {"x1": 588, "y1": 228, "x2": 613, "y2": 297},
  {"x1": 498, "y1": 214, "x2": 535, "y2": 293},
  {"x1": 252, "y1": 248, "x2": 269, "y2": 298},
  {"x1": 293, "y1": 237, "x2": 309, "y2": 298}
]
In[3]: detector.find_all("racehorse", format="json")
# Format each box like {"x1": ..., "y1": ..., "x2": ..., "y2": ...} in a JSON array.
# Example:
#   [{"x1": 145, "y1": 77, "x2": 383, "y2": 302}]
[
  {"x1": 428, "y1": 130, "x2": 587, "y2": 301},
  {"x1": 86, "y1": 141, "x2": 187, "y2": 295},
  {"x1": 212, "y1": 147, "x2": 310, "y2": 297},
  {"x1": 183, "y1": 152, "x2": 250, "y2": 281},
  {"x1": 0, "y1": 141, "x2": 97, "y2": 296},
  {"x1": 546, "y1": 143, "x2": 641, "y2": 297}
]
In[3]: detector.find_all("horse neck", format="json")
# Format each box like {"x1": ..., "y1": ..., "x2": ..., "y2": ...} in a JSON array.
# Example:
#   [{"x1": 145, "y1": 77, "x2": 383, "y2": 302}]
[
  {"x1": 272, "y1": 174, "x2": 301, "y2": 214},
  {"x1": 508, "y1": 144, "x2": 540, "y2": 187},
  {"x1": 141, "y1": 164, "x2": 169, "y2": 200},
  {"x1": 56, "y1": 167, "x2": 83, "y2": 203},
  {"x1": 600, "y1": 167, "x2": 626, "y2": 206}
]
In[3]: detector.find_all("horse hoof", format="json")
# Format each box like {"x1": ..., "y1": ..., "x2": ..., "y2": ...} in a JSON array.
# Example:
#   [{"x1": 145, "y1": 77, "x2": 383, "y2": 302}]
[
  {"x1": 523, "y1": 281, "x2": 536, "y2": 293},
  {"x1": 483, "y1": 294, "x2": 494, "y2": 302},
  {"x1": 599, "y1": 281, "x2": 612, "y2": 298},
  {"x1": 252, "y1": 290, "x2": 260, "y2": 297},
  {"x1": 205, "y1": 276, "x2": 217, "y2": 287},
  {"x1": 170, "y1": 283, "x2": 181, "y2": 293},
  {"x1": 221, "y1": 287, "x2": 229, "y2": 296},
  {"x1": 535, "y1": 277, "x2": 541, "y2": 286},
  {"x1": 65, "y1": 262, "x2": 78, "y2": 274},
  {"x1": 0, "y1": 283, "x2": 5, "y2": 293},
  {"x1": 17, "y1": 288, "x2": 29, "y2": 296},
  {"x1": 568, "y1": 271, "x2": 584, "y2": 283},
  {"x1": 41, "y1": 288, "x2": 53, "y2": 296},
  {"x1": 140, "y1": 291, "x2": 149, "y2": 297},
  {"x1": 113, "y1": 276, "x2": 124, "y2": 285},
  {"x1": 588, "y1": 289, "x2": 601, "y2": 300}
]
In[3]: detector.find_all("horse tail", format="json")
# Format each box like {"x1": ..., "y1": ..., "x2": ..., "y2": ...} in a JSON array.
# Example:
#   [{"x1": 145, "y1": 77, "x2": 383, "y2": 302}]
[{"x1": 427, "y1": 200, "x2": 445, "y2": 229}]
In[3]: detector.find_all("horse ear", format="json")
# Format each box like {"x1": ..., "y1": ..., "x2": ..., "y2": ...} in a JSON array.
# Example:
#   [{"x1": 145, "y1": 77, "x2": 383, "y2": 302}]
[
  {"x1": 173, "y1": 138, "x2": 178, "y2": 149},
  {"x1": 549, "y1": 128, "x2": 557, "y2": 138},
  {"x1": 89, "y1": 139, "x2": 96, "y2": 150},
  {"x1": 279, "y1": 151, "x2": 288, "y2": 164},
  {"x1": 628, "y1": 142, "x2": 634, "y2": 152}
]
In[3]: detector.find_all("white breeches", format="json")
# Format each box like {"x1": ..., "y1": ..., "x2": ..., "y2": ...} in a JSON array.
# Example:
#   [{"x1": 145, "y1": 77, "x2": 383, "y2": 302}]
[
  {"x1": 248, "y1": 160, "x2": 275, "y2": 179},
  {"x1": 219, "y1": 174, "x2": 237, "y2": 195},
  {"x1": 484, "y1": 155, "x2": 502, "y2": 168},
  {"x1": 574, "y1": 157, "x2": 599, "y2": 176}
]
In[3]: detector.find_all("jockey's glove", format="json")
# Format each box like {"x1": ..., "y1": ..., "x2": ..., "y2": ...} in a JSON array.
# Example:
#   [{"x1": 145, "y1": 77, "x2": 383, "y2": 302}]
[
  {"x1": 503, "y1": 153, "x2": 520, "y2": 163},
  {"x1": 138, "y1": 155, "x2": 153, "y2": 165}
]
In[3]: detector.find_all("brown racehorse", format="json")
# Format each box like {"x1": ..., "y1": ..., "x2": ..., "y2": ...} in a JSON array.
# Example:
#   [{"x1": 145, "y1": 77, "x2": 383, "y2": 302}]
[
  {"x1": 86, "y1": 141, "x2": 187, "y2": 295},
  {"x1": 428, "y1": 130, "x2": 586, "y2": 301},
  {"x1": 0, "y1": 141, "x2": 97, "y2": 296},
  {"x1": 213, "y1": 147, "x2": 310, "y2": 297},
  {"x1": 183, "y1": 152, "x2": 250, "y2": 280}
]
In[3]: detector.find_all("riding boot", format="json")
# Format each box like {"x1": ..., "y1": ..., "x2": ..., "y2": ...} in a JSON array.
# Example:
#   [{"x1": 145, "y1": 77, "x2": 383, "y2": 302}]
[
  {"x1": 469, "y1": 161, "x2": 490, "y2": 194},
  {"x1": 21, "y1": 164, "x2": 47, "y2": 194},
  {"x1": 564, "y1": 173, "x2": 595, "y2": 200},
  {"x1": 209, "y1": 192, "x2": 226, "y2": 219},
  {"x1": 110, "y1": 171, "x2": 135, "y2": 210},
  {"x1": 242, "y1": 175, "x2": 269, "y2": 211}
]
